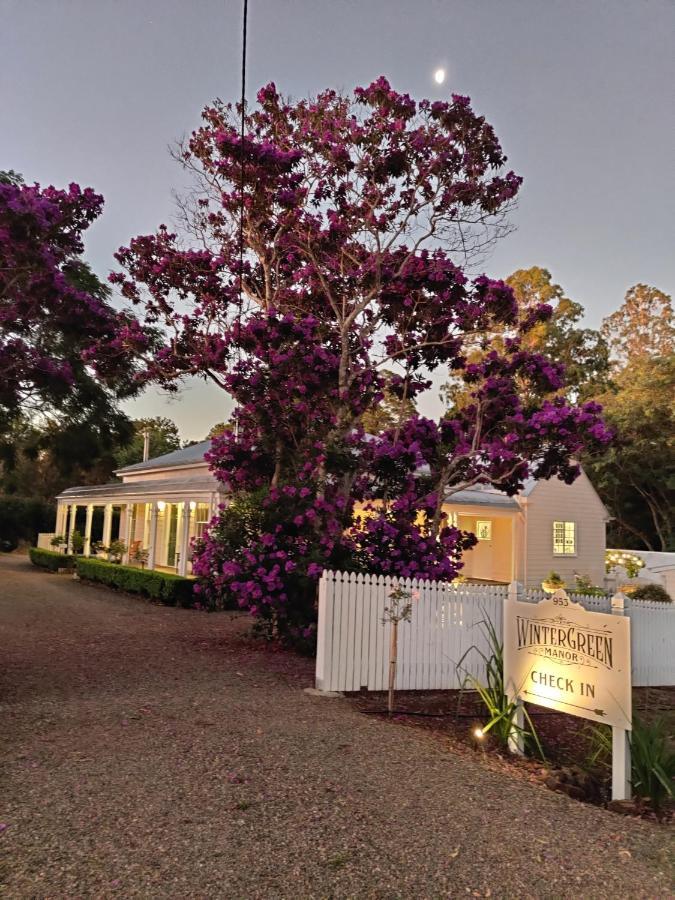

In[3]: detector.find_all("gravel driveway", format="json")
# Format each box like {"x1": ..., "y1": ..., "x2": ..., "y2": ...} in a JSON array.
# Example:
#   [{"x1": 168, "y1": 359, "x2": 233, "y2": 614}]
[{"x1": 0, "y1": 553, "x2": 672, "y2": 898}]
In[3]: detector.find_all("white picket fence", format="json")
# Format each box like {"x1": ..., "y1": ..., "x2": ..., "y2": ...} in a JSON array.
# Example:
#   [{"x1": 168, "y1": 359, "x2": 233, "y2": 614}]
[{"x1": 315, "y1": 571, "x2": 675, "y2": 692}]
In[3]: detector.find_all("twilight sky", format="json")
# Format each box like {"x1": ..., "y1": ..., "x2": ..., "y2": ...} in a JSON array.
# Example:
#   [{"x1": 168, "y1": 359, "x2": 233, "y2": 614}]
[{"x1": 3, "y1": 0, "x2": 674, "y2": 439}]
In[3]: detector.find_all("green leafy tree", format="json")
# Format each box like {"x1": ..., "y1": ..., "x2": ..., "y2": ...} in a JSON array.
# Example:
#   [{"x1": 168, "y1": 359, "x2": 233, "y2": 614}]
[
  {"x1": 601, "y1": 284, "x2": 674, "y2": 366},
  {"x1": 585, "y1": 355, "x2": 674, "y2": 551},
  {"x1": 442, "y1": 266, "x2": 609, "y2": 410},
  {"x1": 505, "y1": 267, "x2": 610, "y2": 399},
  {"x1": 0, "y1": 412, "x2": 132, "y2": 501},
  {"x1": 114, "y1": 417, "x2": 181, "y2": 469},
  {"x1": 206, "y1": 421, "x2": 233, "y2": 439}
]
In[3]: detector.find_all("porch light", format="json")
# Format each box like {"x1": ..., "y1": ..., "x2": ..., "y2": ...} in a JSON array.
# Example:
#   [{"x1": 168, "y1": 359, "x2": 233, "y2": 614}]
[
  {"x1": 189, "y1": 501, "x2": 196, "y2": 510},
  {"x1": 157, "y1": 501, "x2": 166, "y2": 511}
]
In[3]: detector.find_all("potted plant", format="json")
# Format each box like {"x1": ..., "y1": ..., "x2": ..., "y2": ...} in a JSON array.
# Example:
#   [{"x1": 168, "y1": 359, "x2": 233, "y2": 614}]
[
  {"x1": 131, "y1": 545, "x2": 149, "y2": 569},
  {"x1": 107, "y1": 539, "x2": 127, "y2": 564},
  {"x1": 70, "y1": 530, "x2": 85, "y2": 556},
  {"x1": 542, "y1": 570, "x2": 565, "y2": 593},
  {"x1": 50, "y1": 534, "x2": 67, "y2": 554}
]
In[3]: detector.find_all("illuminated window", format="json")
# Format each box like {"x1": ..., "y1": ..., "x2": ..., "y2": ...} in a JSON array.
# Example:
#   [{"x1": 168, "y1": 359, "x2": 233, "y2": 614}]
[
  {"x1": 476, "y1": 520, "x2": 492, "y2": 541},
  {"x1": 553, "y1": 521, "x2": 576, "y2": 555}
]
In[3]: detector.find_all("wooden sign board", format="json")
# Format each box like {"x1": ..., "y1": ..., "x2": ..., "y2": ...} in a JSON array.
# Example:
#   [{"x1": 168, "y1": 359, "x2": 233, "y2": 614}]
[{"x1": 504, "y1": 590, "x2": 631, "y2": 729}]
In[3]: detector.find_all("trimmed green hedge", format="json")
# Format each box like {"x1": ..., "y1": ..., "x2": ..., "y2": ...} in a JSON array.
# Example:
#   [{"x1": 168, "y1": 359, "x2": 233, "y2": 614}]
[
  {"x1": 75, "y1": 557, "x2": 196, "y2": 608},
  {"x1": 29, "y1": 547, "x2": 75, "y2": 571}
]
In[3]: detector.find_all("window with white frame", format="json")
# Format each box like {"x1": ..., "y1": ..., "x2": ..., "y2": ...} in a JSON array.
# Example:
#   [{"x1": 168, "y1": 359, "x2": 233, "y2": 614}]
[
  {"x1": 476, "y1": 520, "x2": 492, "y2": 541},
  {"x1": 553, "y1": 521, "x2": 576, "y2": 555}
]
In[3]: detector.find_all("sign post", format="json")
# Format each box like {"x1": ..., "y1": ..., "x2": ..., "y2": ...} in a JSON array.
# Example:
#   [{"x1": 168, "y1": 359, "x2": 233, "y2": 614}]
[
  {"x1": 611, "y1": 592, "x2": 631, "y2": 800},
  {"x1": 504, "y1": 585, "x2": 632, "y2": 801}
]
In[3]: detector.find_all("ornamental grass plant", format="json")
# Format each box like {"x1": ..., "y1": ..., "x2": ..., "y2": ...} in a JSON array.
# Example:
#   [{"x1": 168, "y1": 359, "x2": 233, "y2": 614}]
[{"x1": 456, "y1": 615, "x2": 543, "y2": 758}]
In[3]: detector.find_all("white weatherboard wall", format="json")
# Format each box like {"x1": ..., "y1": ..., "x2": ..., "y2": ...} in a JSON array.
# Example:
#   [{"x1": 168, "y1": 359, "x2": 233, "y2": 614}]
[{"x1": 315, "y1": 571, "x2": 675, "y2": 693}]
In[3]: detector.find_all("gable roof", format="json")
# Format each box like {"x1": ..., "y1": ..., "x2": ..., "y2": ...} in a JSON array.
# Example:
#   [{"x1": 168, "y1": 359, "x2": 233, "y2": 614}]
[
  {"x1": 523, "y1": 467, "x2": 609, "y2": 517},
  {"x1": 116, "y1": 440, "x2": 212, "y2": 474}
]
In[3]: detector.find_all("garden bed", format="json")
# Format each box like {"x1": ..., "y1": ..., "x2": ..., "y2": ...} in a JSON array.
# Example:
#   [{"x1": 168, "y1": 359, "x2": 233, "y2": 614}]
[{"x1": 350, "y1": 687, "x2": 674, "y2": 823}]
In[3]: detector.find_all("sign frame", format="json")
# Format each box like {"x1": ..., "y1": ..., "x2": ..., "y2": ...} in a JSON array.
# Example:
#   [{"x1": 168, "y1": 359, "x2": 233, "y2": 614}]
[{"x1": 503, "y1": 583, "x2": 632, "y2": 800}]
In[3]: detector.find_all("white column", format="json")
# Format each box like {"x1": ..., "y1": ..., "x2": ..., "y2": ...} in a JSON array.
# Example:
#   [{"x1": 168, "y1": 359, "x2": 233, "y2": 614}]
[
  {"x1": 178, "y1": 501, "x2": 191, "y2": 576},
  {"x1": 102, "y1": 504, "x2": 113, "y2": 547},
  {"x1": 147, "y1": 502, "x2": 159, "y2": 570},
  {"x1": 84, "y1": 505, "x2": 94, "y2": 556},
  {"x1": 67, "y1": 504, "x2": 77, "y2": 554},
  {"x1": 119, "y1": 505, "x2": 130, "y2": 563},
  {"x1": 611, "y1": 592, "x2": 631, "y2": 801},
  {"x1": 55, "y1": 503, "x2": 65, "y2": 538}
]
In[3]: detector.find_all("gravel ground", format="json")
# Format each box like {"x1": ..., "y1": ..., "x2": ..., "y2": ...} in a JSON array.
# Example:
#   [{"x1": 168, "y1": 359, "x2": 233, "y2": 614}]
[{"x1": 0, "y1": 554, "x2": 672, "y2": 899}]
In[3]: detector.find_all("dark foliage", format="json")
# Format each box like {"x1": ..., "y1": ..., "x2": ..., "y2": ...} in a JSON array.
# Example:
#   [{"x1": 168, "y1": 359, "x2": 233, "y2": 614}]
[{"x1": 1, "y1": 496, "x2": 55, "y2": 549}]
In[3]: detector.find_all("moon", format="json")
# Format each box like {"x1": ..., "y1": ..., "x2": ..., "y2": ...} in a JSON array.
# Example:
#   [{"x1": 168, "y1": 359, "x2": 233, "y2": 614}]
[{"x1": 434, "y1": 68, "x2": 446, "y2": 85}]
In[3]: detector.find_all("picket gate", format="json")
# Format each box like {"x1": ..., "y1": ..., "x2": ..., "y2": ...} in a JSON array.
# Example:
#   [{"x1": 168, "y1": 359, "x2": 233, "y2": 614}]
[{"x1": 315, "y1": 571, "x2": 675, "y2": 692}]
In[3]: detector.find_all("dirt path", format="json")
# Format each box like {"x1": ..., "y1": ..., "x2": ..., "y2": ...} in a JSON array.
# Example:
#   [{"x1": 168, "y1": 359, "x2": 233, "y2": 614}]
[{"x1": 0, "y1": 553, "x2": 672, "y2": 898}]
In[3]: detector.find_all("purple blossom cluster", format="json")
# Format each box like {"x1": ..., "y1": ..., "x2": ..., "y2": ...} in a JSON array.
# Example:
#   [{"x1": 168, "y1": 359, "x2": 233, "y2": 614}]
[{"x1": 0, "y1": 179, "x2": 147, "y2": 417}]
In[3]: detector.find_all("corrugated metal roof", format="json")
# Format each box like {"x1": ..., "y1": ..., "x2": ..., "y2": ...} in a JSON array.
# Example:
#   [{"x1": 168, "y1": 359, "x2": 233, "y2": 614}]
[
  {"x1": 116, "y1": 440, "x2": 212, "y2": 474},
  {"x1": 445, "y1": 487, "x2": 519, "y2": 509},
  {"x1": 57, "y1": 475, "x2": 220, "y2": 501}
]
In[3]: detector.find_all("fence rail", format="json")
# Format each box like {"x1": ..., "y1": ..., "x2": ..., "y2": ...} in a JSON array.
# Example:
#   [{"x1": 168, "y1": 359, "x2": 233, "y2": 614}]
[{"x1": 315, "y1": 571, "x2": 675, "y2": 692}]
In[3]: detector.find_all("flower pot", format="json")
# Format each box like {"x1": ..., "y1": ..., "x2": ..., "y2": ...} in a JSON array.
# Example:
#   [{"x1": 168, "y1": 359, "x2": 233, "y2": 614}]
[{"x1": 542, "y1": 580, "x2": 565, "y2": 594}]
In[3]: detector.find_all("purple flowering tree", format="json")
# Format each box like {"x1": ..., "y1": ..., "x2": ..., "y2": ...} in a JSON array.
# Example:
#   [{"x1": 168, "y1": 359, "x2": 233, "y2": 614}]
[
  {"x1": 110, "y1": 79, "x2": 611, "y2": 643},
  {"x1": 0, "y1": 176, "x2": 148, "y2": 434}
]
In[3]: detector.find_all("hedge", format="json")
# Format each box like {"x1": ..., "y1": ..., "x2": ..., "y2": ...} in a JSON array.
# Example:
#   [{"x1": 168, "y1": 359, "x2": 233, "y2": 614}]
[
  {"x1": 75, "y1": 557, "x2": 196, "y2": 608},
  {"x1": 630, "y1": 583, "x2": 672, "y2": 603},
  {"x1": 29, "y1": 547, "x2": 75, "y2": 571}
]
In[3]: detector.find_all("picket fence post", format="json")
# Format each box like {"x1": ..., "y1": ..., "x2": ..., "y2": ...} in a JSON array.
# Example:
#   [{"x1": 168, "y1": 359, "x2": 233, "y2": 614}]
[
  {"x1": 315, "y1": 572, "x2": 329, "y2": 691},
  {"x1": 506, "y1": 581, "x2": 525, "y2": 755}
]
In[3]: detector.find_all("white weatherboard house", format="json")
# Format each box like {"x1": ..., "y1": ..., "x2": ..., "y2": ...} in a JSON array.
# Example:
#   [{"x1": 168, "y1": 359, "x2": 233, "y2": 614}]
[
  {"x1": 442, "y1": 469, "x2": 609, "y2": 588},
  {"x1": 45, "y1": 441, "x2": 223, "y2": 576},
  {"x1": 44, "y1": 442, "x2": 609, "y2": 587}
]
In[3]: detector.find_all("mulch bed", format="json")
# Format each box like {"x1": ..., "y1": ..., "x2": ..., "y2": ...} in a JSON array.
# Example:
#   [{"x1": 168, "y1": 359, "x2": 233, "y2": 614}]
[{"x1": 351, "y1": 687, "x2": 674, "y2": 823}]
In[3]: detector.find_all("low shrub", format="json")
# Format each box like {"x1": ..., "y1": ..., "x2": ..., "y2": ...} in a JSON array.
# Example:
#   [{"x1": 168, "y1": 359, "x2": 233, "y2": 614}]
[
  {"x1": 29, "y1": 547, "x2": 75, "y2": 571},
  {"x1": 587, "y1": 717, "x2": 674, "y2": 815},
  {"x1": 630, "y1": 715, "x2": 675, "y2": 813},
  {"x1": 75, "y1": 557, "x2": 196, "y2": 608},
  {"x1": 573, "y1": 574, "x2": 606, "y2": 597},
  {"x1": 456, "y1": 616, "x2": 544, "y2": 759},
  {"x1": 630, "y1": 584, "x2": 672, "y2": 603}
]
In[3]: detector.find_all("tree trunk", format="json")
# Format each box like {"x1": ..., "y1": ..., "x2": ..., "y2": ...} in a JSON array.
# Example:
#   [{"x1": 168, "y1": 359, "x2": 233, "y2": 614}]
[{"x1": 387, "y1": 619, "x2": 398, "y2": 716}]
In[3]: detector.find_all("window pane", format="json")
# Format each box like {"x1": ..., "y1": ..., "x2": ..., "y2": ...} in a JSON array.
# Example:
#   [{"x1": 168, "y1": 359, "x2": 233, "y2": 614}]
[{"x1": 553, "y1": 521, "x2": 575, "y2": 554}]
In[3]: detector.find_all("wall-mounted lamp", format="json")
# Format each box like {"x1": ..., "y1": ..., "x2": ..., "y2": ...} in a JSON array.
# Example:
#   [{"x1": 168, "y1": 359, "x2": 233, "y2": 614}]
[
  {"x1": 157, "y1": 501, "x2": 166, "y2": 512},
  {"x1": 189, "y1": 501, "x2": 196, "y2": 511}
]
